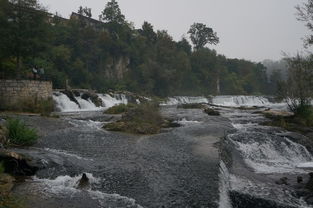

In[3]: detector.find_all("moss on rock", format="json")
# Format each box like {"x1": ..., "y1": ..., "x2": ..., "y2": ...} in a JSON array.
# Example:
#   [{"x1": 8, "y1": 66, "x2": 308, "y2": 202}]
[
  {"x1": 103, "y1": 102, "x2": 163, "y2": 134},
  {"x1": 204, "y1": 108, "x2": 220, "y2": 116}
]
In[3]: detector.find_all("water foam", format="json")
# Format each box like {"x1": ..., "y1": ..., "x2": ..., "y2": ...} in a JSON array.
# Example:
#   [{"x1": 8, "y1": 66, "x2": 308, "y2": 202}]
[
  {"x1": 218, "y1": 161, "x2": 232, "y2": 208},
  {"x1": 177, "y1": 118, "x2": 201, "y2": 125},
  {"x1": 32, "y1": 174, "x2": 143, "y2": 208},
  {"x1": 212, "y1": 96, "x2": 270, "y2": 107},
  {"x1": 228, "y1": 132, "x2": 313, "y2": 173},
  {"x1": 43, "y1": 148, "x2": 93, "y2": 161},
  {"x1": 53, "y1": 92, "x2": 128, "y2": 112},
  {"x1": 161, "y1": 96, "x2": 209, "y2": 105}
]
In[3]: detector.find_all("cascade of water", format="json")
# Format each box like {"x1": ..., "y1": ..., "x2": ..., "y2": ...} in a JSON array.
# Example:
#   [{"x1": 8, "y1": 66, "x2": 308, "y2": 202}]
[
  {"x1": 228, "y1": 132, "x2": 313, "y2": 173},
  {"x1": 98, "y1": 94, "x2": 128, "y2": 108},
  {"x1": 219, "y1": 161, "x2": 233, "y2": 208},
  {"x1": 161, "y1": 96, "x2": 209, "y2": 105},
  {"x1": 212, "y1": 96, "x2": 270, "y2": 107},
  {"x1": 53, "y1": 92, "x2": 128, "y2": 112},
  {"x1": 53, "y1": 92, "x2": 80, "y2": 112}
]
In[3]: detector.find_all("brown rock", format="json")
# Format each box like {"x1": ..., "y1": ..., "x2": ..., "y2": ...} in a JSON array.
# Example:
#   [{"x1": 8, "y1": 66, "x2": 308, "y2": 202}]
[
  {"x1": 0, "y1": 173, "x2": 15, "y2": 195},
  {"x1": 77, "y1": 173, "x2": 90, "y2": 189}
]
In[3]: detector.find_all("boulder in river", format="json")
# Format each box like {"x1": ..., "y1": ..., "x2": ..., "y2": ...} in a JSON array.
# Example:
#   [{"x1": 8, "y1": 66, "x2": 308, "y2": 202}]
[
  {"x1": 297, "y1": 176, "x2": 303, "y2": 183},
  {"x1": 0, "y1": 150, "x2": 38, "y2": 176},
  {"x1": 275, "y1": 177, "x2": 288, "y2": 185},
  {"x1": 77, "y1": 173, "x2": 90, "y2": 189},
  {"x1": 306, "y1": 172, "x2": 313, "y2": 191}
]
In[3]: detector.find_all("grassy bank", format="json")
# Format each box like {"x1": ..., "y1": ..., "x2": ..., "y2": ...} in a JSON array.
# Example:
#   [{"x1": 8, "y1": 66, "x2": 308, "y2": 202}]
[
  {"x1": 5, "y1": 119, "x2": 39, "y2": 146},
  {"x1": 262, "y1": 106, "x2": 313, "y2": 136},
  {"x1": 104, "y1": 102, "x2": 164, "y2": 134},
  {"x1": 1, "y1": 98, "x2": 54, "y2": 116}
]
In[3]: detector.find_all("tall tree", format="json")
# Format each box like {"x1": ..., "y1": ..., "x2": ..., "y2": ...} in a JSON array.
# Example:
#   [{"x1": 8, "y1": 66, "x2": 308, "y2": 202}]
[
  {"x1": 296, "y1": 0, "x2": 313, "y2": 47},
  {"x1": 278, "y1": 54, "x2": 313, "y2": 112},
  {"x1": 2, "y1": 0, "x2": 49, "y2": 73},
  {"x1": 188, "y1": 23, "x2": 219, "y2": 50},
  {"x1": 139, "y1": 21, "x2": 157, "y2": 43},
  {"x1": 99, "y1": 0, "x2": 125, "y2": 24},
  {"x1": 78, "y1": 6, "x2": 92, "y2": 18}
]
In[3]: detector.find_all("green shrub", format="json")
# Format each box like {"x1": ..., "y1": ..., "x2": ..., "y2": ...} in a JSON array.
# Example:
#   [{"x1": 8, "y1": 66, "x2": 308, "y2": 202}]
[
  {"x1": 104, "y1": 102, "x2": 163, "y2": 134},
  {"x1": 104, "y1": 103, "x2": 135, "y2": 114},
  {"x1": 19, "y1": 98, "x2": 54, "y2": 116},
  {"x1": 6, "y1": 119, "x2": 39, "y2": 146},
  {"x1": 294, "y1": 105, "x2": 313, "y2": 126},
  {"x1": 0, "y1": 195, "x2": 25, "y2": 208}
]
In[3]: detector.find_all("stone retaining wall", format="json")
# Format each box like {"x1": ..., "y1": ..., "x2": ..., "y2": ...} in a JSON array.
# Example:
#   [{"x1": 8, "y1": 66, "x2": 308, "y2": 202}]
[{"x1": 0, "y1": 80, "x2": 52, "y2": 110}]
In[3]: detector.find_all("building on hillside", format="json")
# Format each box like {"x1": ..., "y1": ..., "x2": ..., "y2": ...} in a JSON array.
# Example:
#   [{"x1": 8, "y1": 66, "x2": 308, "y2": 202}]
[{"x1": 70, "y1": 12, "x2": 104, "y2": 30}]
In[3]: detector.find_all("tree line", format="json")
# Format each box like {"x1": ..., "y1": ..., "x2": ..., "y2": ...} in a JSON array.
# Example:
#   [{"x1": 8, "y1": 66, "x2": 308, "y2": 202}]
[{"x1": 0, "y1": 0, "x2": 278, "y2": 97}]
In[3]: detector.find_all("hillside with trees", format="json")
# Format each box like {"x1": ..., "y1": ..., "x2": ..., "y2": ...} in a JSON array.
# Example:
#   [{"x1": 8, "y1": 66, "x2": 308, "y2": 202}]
[{"x1": 0, "y1": 0, "x2": 275, "y2": 96}]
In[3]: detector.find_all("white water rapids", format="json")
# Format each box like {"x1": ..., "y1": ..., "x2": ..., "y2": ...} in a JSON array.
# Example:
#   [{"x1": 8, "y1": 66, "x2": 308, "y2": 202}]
[{"x1": 53, "y1": 92, "x2": 128, "y2": 112}]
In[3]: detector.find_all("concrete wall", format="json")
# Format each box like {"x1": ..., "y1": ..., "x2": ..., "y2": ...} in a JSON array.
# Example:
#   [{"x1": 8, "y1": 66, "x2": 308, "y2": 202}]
[{"x1": 0, "y1": 80, "x2": 52, "y2": 110}]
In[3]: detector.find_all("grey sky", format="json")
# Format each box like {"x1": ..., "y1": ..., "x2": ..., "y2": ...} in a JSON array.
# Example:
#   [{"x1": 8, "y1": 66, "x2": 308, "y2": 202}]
[{"x1": 40, "y1": 0, "x2": 308, "y2": 62}]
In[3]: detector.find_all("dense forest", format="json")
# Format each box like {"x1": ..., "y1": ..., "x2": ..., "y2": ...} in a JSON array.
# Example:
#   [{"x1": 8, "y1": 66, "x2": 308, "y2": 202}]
[{"x1": 0, "y1": 0, "x2": 281, "y2": 96}]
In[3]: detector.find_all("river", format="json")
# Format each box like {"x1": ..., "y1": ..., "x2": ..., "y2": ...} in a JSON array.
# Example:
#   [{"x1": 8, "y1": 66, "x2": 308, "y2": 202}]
[{"x1": 8, "y1": 94, "x2": 313, "y2": 208}]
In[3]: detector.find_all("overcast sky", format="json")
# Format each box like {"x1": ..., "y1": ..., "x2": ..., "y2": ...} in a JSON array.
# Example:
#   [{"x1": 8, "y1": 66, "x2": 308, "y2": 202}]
[{"x1": 39, "y1": 0, "x2": 308, "y2": 62}]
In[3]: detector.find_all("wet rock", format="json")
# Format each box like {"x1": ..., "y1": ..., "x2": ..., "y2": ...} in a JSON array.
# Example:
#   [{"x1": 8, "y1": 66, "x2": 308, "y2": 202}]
[
  {"x1": 162, "y1": 120, "x2": 181, "y2": 128},
  {"x1": 80, "y1": 91, "x2": 103, "y2": 107},
  {"x1": 203, "y1": 108, "x2": 220, "y2": 116},
  {"x1": 297, "y1": 176, "x2": 303, "y2": 183},
  {"x1": 305, "y1": 195, "x2": 313, "y2": 205},
  {"x1": 263, "y1": 110, "x2": 293, "y2": 117},
  {"x1": 275, "y1": 177, "x2": 288, "y2": 185},
  {"x1": 0, "y1": 150, "x2": 38, "y2": 176},
  {"x1": 77, "y1": 173, "x2": 90, "y2": 189},
  {"x1": 60, "y1": 90, "x2": 80, "y2": 107},
  {"x1": 230, "y1": 191, "x2": 294, "y2": 208},
  {"x1": 306, "y1": 172, "x2": 313, "y2": 191},
  {"x1": 0, "y1": 173, "x2": 15, "y2": 195},
  {"x1": 177, "y1": 103, "x2": 204, "y2": 109}
]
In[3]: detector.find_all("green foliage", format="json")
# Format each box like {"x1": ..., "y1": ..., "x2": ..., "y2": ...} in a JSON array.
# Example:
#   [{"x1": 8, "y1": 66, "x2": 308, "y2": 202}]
[
  {"x1": 294, "y1": 105, "x2": 313, "y2": 126},
  {"x1": 104, "y1": 102, "x2": 163, "y2": 134},
  {"x1": 6, "y1": 119, "x2": 39, "y2": 146},
  {"x1": 0, "y1": 195, "x2": 25, "y2": 208},
  {"x1": 188, "y1": 23, "x2": 219, "y2": 50},
  {"x1": 99, "y1": 0, "x2": 125, "y2": 24},
  {"x1": 278, "y1": 55, "x2": 313, "y2": 112},
  {"x1": 0, "y1": 0, "x2": 49, "y2": 73},
  {"x1": 12, "y1": 98, "x2": 54, "y2": 116},
  {"x1": 0, "y1": 0, "x2": 272, "y2": 96},
  {"x1": 104, "y1": 103, "x2": 135, "y2": 114}
]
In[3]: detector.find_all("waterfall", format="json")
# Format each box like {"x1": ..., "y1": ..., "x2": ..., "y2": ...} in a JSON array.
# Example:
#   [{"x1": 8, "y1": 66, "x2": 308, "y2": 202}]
[
  {"x1": 228, "y1": 132, "x2": 313, "y2": 173},
  {"x1": 98, "y1": 94, "x2": 128, "y2": 108},
  {"x1": 212, "y1": 96, "x2": 270, "y2": 107},
  {"x1": 53, "y1": 92, "x2": 128, "y2": 112},
  {"x1": 161, "y1": 96, "x2": 209, "y2": 105},
  {"x1": 219, "y1": 161, "x2": 232, "y2": 208}
]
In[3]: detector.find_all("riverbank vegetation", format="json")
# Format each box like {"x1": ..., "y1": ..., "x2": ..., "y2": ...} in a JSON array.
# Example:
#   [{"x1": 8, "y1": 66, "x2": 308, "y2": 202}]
[
  {"x1": 0, "y1": 0, "x2": 277, "y2": 97},
  {"x1": 104, "y1": 103, "x2": 135, "y2": 114},
  {"x1": 104, "y1": 102, "x2": 164, "y2": 134},
  {"x1": 1, "y1": 98, "x2": 55, "y2": 116},
  {"x1": 6, "y1": 119, "x2": 38, "y2": 146}
]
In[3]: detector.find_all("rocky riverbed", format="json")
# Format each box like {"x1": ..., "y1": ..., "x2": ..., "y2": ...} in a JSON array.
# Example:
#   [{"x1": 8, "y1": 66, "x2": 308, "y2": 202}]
[
  {"x1": 2, "y1": 97, "x2": 313, "y2": 208},
  {"x1": 3, "y1": 106, "x2": 232, "y2": 208}
]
